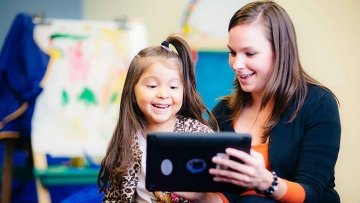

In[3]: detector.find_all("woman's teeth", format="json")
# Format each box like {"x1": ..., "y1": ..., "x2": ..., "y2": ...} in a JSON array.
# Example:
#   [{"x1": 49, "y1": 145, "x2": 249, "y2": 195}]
[{"x1": 240, "y1": 72, "x2": 255, "y2": 79}]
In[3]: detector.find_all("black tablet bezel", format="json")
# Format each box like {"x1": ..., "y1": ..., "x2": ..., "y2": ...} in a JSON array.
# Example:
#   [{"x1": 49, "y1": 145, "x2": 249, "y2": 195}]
[{"x1": 145, "y1": 132, "x2": 251, "y2": 192}]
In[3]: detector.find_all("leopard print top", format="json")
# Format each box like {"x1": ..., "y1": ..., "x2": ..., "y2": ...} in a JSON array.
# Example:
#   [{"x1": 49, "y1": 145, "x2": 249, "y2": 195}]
[{"x1": 103, "y1": 115, "x2": 213, "y2": 203}]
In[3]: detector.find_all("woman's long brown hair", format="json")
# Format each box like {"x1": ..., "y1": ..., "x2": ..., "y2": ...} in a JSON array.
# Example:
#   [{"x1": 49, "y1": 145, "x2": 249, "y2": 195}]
[
  {"x1": 98, "y1": 34, "x2": 218, "y2": 192},
  {"x1": 224, "y1": 1, "x2": 335, "y2": 141}
]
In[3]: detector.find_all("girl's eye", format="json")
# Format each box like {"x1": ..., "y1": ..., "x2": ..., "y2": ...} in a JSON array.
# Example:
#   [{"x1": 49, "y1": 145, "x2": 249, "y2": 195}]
[
  {"x1": 146, "y1": 85, "x2": 157, "y2": 88},
  {"x1": 170, "y1": 86, "x2": 178, "y2": 89}
]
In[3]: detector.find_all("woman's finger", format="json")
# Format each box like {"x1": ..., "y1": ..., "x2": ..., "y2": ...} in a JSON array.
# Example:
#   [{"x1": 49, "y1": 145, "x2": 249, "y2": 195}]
[
  {"x1": 212, "y1": 153, "x2": 255, "y2": 175},
  {"x1": 225, "y1": 148, "x2": 259, "y2": 166},
  {"x1": 209, "y1": 167, "x2": 251, "y2": 183}
]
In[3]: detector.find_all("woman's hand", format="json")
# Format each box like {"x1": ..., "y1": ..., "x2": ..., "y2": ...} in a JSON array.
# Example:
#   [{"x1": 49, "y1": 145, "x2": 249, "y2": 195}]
[{"x1": 209, "y1": 148, "x2": 273, "y2": 191}]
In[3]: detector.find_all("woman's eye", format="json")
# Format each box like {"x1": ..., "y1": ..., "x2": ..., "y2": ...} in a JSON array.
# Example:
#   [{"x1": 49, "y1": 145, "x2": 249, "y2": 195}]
[
  {"x1": 146, "y1": 85, "x2": 157, "y2": 88},
  {"x1": 246, "y1": 52, "x2": 257, "y2": 57},
  {"x1": 170, "y1": 86, "x2": 178, "y2": 89},
  {"x1": 228, "y1": 51, "x2": 236, "y2": 56}
]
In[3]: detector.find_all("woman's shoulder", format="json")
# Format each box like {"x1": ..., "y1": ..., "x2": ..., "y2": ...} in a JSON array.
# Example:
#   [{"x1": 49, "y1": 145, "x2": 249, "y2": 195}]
[
  {"x1": 298, "y1": 84, "x2": 339, "y2": 119},
  {"x1": 212, "y1": 99, "x2": 229, "y2": 112},
  {"x1": 176, "y1": 115, "x2": 213, "y2": 133},
  {"x1": 212, "y1": 99, "x2": 233, "y2": 124},
  {"x1": 306, "y1": 84, "x2": 338, "y2": 105}
]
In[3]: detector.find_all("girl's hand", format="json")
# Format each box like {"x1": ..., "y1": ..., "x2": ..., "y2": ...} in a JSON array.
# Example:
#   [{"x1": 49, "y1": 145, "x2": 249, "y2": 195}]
[
  {"x1": 173, "y1": 192, "x2": 222, "y2": 203},
  {"x1": 172, "y1": 192, "x2": 204, "y2": 201},
  {"x1": 209, "y1": 148, "x2": 273, "y2": 190}
]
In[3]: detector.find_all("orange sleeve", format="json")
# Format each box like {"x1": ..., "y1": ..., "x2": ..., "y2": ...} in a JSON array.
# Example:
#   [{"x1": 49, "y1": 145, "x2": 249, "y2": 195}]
[
  {"x1": 215, "y1": 193, "x2": 230, "y2": 203},
  {"x1": 278, "y1": 180, "x2": 305, "y2": 203}
]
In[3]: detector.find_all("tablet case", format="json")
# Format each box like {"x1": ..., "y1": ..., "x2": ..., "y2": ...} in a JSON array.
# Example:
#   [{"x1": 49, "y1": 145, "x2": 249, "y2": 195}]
[{"x1": 146, "y1": 132, "x2": 251, "y2": 192}]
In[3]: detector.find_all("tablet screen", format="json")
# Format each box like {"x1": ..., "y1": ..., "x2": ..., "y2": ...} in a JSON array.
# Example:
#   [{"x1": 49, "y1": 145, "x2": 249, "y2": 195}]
[{"x1": 146, "y1": 132, "x2": 251, "y2": 192}]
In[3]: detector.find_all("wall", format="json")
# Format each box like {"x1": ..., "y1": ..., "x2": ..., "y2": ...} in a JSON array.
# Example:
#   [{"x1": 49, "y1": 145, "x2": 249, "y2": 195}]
[
  {"x1": 0, "y1": 0, "x2": 82, "y2": 48},
  {"x1": 84, "y1": 1, "x2": 360, "y2": 202},
  {"x1": 277, "y1": 1, "x2": 360, "y2": 202},
  {"x1": 84, "y1": 0, "x2": 188, "y2": 46}
]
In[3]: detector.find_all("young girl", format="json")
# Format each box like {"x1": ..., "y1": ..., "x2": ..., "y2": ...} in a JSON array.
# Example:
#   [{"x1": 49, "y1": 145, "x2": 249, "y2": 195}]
[{"x1": 98, "y1": 34, "x2": 218, "y2": 203}]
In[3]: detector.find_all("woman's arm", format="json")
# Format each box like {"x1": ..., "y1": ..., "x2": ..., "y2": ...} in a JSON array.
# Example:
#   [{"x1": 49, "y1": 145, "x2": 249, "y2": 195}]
[{"x1": 290, "y1": 89, "x2": 341, "y2": 202}]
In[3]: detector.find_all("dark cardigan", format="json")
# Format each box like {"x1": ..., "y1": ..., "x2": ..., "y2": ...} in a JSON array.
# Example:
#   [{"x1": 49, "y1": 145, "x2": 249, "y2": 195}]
[{"x1": 212, "y1": 85, "x2": 341, "y2": 203}]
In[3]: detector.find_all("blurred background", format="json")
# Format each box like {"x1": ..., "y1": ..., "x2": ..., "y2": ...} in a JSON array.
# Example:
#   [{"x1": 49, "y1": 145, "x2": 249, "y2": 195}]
[{"x1": 0, "y1": 0, "x2": 359, "y2": 203}]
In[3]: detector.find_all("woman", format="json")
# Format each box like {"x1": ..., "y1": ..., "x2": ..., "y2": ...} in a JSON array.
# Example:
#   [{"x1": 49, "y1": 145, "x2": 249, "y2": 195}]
[{"x1": 206, "y1": 1, "x2": 341, "y2": 203}]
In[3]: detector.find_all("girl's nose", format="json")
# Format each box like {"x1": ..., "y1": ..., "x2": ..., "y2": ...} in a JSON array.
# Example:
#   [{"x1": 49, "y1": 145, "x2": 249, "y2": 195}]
[{"x1": 157, "y1": 87, "x2": 170, "y2": 99}]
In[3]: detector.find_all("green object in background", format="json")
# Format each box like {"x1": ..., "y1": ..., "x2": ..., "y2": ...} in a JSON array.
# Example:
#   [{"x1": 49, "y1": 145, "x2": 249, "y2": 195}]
[
  {"x1": 78, "y1": 87, "x2": 97, "y2": 105},
  {"x1": 61, "y1": 90, "x2": 70, "y2": 106},
  {"x1": 34, "y1": 166, "x2": 99, "y2": 186}
]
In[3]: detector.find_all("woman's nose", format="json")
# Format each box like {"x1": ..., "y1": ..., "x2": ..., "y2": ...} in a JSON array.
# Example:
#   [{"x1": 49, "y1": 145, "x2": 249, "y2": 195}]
[{"x1": 231, "y1": 55, "x2": 245, "y2": 71}]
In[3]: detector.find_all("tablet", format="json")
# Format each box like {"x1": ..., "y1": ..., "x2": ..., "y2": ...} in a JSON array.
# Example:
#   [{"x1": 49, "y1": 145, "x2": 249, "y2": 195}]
[{"x1": 145, "y1": 132, "x2": 251, "y2": 192}]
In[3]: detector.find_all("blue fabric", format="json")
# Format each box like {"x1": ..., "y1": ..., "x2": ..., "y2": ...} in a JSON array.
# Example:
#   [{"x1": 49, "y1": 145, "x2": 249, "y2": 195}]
[
  {"x1": 60, "y1": 185, "x2": 103, "y2": 203},
  {"x1": 0, "y1": 12, "x2": 49, "y2": 138},
  {"x1": 0, "y1": 13, "x2": 104, "y2": 203}
]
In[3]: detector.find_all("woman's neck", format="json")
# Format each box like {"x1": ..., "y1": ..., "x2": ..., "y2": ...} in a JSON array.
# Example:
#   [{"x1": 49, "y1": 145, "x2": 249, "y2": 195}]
[
  {"x1": 250, "y1": 91, "x2": 274, "y2": 110},
  {"x1": 250, "y1": 92, "x2": 263, "y2": 110}
]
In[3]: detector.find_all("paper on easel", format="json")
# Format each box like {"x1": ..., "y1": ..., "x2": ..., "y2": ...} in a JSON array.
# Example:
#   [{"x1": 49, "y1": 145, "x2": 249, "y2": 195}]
[{"x1": 32, "y1": 19, "x2": 147, "y2": 158}]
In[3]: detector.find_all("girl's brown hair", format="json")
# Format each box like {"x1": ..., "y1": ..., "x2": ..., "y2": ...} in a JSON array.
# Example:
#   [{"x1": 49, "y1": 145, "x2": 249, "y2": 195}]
[
  {"x1": 224, "y1": 1, "x2": 334, "y2": 141},
  {"x1": 98, "y1": 34, "x2": 218, "y2": 192}
]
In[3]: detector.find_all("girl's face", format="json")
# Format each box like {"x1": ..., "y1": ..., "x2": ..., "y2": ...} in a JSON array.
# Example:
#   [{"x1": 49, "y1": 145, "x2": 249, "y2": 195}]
[
  {"x1": 228, "y1": 23, "x2": 275, "y2": 97},
  {"x1": 135, "y1": 61, "x2": 183, "y2": 131}
]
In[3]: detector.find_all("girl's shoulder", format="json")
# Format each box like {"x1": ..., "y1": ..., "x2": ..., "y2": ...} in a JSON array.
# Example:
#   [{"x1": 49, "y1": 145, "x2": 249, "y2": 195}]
[{"x1": 175, "y1": 115, "x2": 213, "y2": 133}]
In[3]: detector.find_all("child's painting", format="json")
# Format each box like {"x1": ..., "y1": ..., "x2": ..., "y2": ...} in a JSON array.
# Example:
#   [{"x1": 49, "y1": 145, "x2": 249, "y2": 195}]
[{"x1": 32, "y1": 19, "x2": 147, "y2": 158}]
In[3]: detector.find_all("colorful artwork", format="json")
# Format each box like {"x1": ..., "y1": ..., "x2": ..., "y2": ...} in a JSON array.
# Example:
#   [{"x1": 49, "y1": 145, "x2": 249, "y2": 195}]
[
  {"x1": 181, "y1": 0, "x2": 252, "y2": 50},
  {"x1": 32, "y1": 19, "x2": 147, "y2": 157}
]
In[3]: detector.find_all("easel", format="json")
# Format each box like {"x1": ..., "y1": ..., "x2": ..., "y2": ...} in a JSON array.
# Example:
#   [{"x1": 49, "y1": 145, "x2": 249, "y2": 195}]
[
  {"x1": 0, "y1": 132, "x2": 19, "y2": 203},
  {"x1": 30, "y1": 16, "x2": 146, "y2": 203},
  {"x1": 32, "y1": 152, "x2": 99, "y2": 203},
  {"x1": 33, "y1": 153, "x2": 51, "y2": 203}
]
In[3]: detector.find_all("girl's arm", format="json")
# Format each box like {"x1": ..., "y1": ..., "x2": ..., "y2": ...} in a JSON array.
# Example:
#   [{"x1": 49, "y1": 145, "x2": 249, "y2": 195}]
[{"x1": 174, "y1": 192, "x2": 223, "y2": 203}]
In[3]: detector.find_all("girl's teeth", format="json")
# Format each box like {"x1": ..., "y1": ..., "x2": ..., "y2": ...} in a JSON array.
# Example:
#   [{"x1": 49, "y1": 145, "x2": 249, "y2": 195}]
[{"x1": 154, "y1": 104, "x2": 169, "y2": 108}]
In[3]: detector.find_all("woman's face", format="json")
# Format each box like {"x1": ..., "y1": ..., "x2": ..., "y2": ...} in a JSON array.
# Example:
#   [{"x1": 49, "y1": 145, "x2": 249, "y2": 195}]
[{"x1": 228, "y1": 23, "x2": 275, "y2": 97}]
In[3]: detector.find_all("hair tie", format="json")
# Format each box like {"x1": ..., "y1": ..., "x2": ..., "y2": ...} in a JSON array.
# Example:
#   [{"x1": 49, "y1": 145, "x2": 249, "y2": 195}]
[{"x1": 161, "y1": 41, "x2": 171, "y2": 51}]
